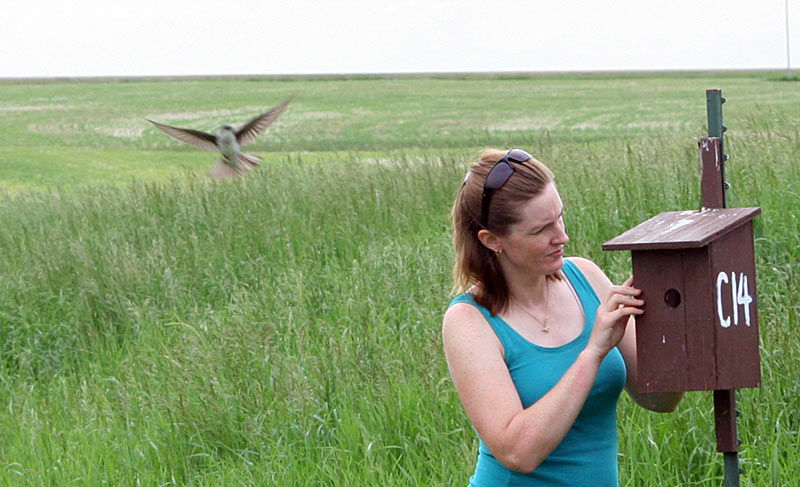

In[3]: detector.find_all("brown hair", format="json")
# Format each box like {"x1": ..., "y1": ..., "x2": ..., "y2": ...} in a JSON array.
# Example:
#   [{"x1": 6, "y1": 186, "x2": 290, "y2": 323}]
[{"x1": 451, "y1": 148, "x2": 557, "y2": 315}]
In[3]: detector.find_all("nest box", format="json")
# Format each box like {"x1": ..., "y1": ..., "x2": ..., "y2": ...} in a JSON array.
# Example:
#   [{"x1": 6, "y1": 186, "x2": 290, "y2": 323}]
[{"x1": 603, "y1": 206, "x2": 761, "y2": 393}]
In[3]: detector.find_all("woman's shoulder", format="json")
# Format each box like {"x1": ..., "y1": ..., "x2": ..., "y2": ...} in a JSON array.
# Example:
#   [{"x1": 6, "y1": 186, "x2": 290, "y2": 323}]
[
  {"x1": 566, "y1": 256, "x2": 600, "y2": 274},
  {"x1": 565, "y1": 256, "x2": 612, "y2": 294},
  {"x1": 443, "y1": 296, "x2": 497, "y2": 338},
  {"x1": 567, "y1": 257, "x2": 605, "y2": 279},
  {"x1": 443, "y1": 297, "x2": 484, "y2": 331},
  {"x1": 442, "y1": 297, "x2": 504, "y2": 360}
]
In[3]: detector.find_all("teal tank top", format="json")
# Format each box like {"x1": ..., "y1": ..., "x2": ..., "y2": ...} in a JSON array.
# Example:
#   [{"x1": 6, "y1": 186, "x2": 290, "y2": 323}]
[{"x1": 449, "y1": 259, "x2": 626, "y2": 487}]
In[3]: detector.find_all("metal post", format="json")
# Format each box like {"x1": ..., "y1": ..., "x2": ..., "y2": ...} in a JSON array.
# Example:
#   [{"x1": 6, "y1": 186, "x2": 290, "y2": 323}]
[
  {"x1": 704, "y1": 89, "x2": 740, "y2": 487},
  {"x1": 705, "y1": 89, "x2": 727, "y2": 207},
  {"x1": 714, "y1": 389, "x2": 740, "y2": 487}
]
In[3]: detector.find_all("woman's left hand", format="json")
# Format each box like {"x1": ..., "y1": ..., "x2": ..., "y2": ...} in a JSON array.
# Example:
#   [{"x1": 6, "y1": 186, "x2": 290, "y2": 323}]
[{"x1": 585, "y1": 276, "x2": 643, "y2": 359}]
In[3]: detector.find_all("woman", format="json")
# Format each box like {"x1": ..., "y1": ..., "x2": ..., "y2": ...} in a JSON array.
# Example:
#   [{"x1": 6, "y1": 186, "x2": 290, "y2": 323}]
[{"x1": 442, "y1": 148, "x2": 684, "y2": 486}]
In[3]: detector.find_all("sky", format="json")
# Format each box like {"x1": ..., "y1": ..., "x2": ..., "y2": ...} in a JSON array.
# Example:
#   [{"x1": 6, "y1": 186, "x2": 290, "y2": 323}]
[{"x1": 3, "y1": 0, "x2": 798, "y2": 78}]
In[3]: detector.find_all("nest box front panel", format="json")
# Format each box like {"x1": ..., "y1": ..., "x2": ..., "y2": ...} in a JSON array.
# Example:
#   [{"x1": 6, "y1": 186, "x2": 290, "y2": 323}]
[
  {"x1": 631, "y1": 249, "x2": 688, "y2": 393},
  {"x1": 680, "y1": 247, "x2": 719, "y2": 391},
  {"x1": 709, "y1": 224, "x2": 760, "y2": 390},
  {"x1": 632, "y1": 248, "x2": 717, "y2": 393}
]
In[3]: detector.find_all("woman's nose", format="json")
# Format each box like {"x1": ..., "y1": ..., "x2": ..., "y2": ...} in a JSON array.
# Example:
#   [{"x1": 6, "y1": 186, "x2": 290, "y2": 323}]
[{"x1": 553, "y1": 220, "x2": 569, "y2": 245}]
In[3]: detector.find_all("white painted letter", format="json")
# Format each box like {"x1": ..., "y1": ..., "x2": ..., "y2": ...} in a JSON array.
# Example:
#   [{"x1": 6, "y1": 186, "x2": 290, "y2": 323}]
[
  {"x1": 730, "y1": 272, "x2": 739, "y2": 326},
  {"x1": 717, "y1": 271, "x2": 730, "y2": 328},
  {"x1": 737, "y1": 272, "x2": 753, "y2": 326}
]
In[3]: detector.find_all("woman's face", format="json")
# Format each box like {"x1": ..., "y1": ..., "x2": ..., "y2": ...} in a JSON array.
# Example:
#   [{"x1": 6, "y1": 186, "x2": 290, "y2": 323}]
[{"x1": 497, "y1": 183, "x2": 569, "y2": 277}]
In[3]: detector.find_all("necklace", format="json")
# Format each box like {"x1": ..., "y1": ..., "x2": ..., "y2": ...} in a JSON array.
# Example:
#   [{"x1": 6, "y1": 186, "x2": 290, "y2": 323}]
[{"x1": 514, "y1": 279, "x2": 551, "y2": 333}]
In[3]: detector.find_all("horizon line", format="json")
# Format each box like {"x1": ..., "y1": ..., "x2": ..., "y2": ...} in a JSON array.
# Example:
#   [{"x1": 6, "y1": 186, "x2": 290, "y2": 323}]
[{"x1": 0, "y1": 67, "x2": 795, "y2": 84}]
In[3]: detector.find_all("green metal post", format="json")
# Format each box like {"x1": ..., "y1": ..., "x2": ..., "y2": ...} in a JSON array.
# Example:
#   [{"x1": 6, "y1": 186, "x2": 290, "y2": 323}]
[
  {"x1": 706, "y1": 88, "x2": 739, "y2": 487},
  {"x1": 723, "y1": 451, "x2": 741, "y2": 487},
  {"x1": 706, "y1": 89, "x2": 727, "y2": 208},
  {"x1": 706, "y1": 89, "x2": 725, "y2": 139}
]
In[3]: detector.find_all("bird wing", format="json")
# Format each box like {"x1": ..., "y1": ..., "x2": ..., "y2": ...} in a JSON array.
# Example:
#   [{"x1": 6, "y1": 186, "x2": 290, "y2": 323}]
[
  {"x1": 146, "y1": 119, "x2": 219, "y2": 152},
  {"x1": 235, "y1": 96, "x2": 293, "y2": 147}
]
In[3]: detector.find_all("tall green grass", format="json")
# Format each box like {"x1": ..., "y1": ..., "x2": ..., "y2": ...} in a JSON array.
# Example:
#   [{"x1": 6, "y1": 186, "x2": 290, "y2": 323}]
[{"x1": 0, "y1": 73, "x2": 798, "y2": 485}]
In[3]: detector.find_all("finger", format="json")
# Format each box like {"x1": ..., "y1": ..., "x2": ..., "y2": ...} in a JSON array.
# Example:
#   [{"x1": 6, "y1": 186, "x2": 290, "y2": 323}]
[
  {"x1": 606, "y1": 305, "x2": 644, "y2": 318},
  {"x1": 606, "y1": 306, "x2": 644, "y2": 320},
  {"x1": 612, "y1": 276, "x2": 640, "y2": 296},
  {"x1": 604, "y1": 292, "x2": 644, "y2": 310},
  {"x1": 608, "y1": 284, "x2": 642, "y2": 298},
  {"x1": 617, "y1": 294, "x2": 644, "y2": 306}
]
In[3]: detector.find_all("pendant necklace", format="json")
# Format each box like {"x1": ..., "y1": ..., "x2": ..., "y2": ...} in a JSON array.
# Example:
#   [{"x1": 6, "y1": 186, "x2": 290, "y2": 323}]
[{"x1": 515, "y1": 279, "x2": 551, "y2": 333}]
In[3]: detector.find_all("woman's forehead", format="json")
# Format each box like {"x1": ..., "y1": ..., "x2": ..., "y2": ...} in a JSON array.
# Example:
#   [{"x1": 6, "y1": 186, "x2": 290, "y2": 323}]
[{"x1": 518, "y1": 184, "x2": 563, "y2": 219}]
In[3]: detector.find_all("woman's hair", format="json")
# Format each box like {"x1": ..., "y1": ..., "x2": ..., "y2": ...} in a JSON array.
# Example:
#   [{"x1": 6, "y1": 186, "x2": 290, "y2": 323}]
[{"x1": 451, "y1": 148, "x2": 556, "y2": 315}]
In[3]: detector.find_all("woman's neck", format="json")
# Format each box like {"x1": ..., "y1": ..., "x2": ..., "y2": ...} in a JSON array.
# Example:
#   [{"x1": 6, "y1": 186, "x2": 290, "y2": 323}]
[{"x1": 505, "y1": 271, "x2": 550, "y2": 308}]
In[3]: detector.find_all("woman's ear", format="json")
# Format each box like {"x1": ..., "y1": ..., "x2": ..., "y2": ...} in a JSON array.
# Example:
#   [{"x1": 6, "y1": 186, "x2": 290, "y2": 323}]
[{"x1": 477, "y1": 229, "x2": 502, "y2": 254}]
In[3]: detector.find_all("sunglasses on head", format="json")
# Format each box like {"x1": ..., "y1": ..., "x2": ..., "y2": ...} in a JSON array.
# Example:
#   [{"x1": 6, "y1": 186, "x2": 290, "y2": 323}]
[{"x1": 480, "y1": 148, "x2": 532, "y2": 227}]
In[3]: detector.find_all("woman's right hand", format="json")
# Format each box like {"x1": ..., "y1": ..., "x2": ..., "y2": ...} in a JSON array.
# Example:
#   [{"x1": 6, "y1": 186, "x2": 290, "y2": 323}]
[{"x1": 586, "y1": 276, "x2": 643, "y2": 360}]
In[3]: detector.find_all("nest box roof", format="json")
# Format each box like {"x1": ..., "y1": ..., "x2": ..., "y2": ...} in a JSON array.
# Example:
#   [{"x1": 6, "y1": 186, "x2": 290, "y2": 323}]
[{"x1": 602, "y1": 207, "x2": 761, "y2": 251}]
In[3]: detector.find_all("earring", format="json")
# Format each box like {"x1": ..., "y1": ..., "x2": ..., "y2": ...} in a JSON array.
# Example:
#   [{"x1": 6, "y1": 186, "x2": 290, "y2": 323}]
[{"x1": 495, "y1": 249, "x2": 503, "y2": 255}]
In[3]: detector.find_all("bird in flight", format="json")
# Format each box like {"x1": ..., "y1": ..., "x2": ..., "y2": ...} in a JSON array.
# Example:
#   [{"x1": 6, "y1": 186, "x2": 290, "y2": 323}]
[{"x1": 147, "y1": 96, "x2": 292, "y2": 179}]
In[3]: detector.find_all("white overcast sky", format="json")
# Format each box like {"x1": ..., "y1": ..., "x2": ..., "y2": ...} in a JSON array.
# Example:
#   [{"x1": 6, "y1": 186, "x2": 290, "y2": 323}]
[{"x1": 3, "y1": 0, "x2": 797, "y2": 78}]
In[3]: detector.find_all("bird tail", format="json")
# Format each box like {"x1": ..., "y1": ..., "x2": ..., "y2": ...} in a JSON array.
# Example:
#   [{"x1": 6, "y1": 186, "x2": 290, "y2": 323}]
[
  {"x1": 207, "y1": 153, "x2": 261, "y2": 180},
  {"x1": 208, "y1": 161, "x2": 240, "y2": 180},
  {"x1": 238, "y1": 152, "x2": 262, "y2": 168}
]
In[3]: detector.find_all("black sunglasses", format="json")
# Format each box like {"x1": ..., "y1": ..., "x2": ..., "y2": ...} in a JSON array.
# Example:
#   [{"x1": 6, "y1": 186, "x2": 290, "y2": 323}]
[{"x1": 480, "y1": 149, "x2": 532, "y2": 227}]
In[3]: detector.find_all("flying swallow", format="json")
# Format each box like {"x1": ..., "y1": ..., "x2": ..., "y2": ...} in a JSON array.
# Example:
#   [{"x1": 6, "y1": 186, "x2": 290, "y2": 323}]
[{"x1": 147, "y1": 96, "x2": 292, "y2": 179}]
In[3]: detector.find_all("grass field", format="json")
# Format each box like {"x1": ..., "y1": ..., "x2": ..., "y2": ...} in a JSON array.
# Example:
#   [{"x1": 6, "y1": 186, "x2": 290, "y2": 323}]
[{"x1": 0, "y1": 71, "x2": 798, "y2": 486}]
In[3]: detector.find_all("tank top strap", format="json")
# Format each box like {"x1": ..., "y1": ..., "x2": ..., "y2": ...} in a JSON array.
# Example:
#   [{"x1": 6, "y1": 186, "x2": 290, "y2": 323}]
[{"x1": 561, "y1": 258, "x2": 601, "y2": 318}]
